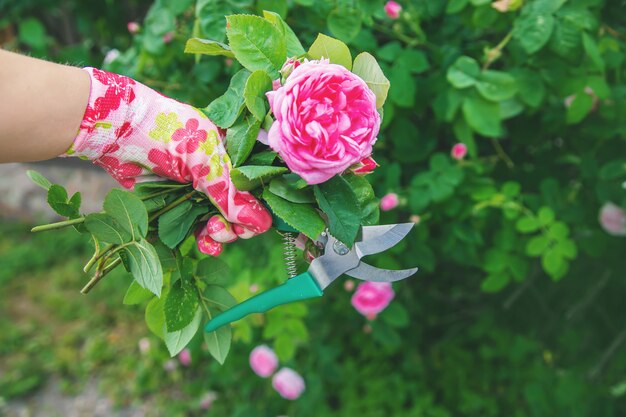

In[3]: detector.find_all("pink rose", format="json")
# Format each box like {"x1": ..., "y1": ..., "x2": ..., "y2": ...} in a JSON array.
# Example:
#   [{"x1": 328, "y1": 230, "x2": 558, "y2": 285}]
[
  {"x1": 272, "y1": 368, "x2": 305, "y2": 400},
  {"x1": 451, "y1": 143, "x2": 468, "y2": 160},
  {"x1": 127, "y1": 22, "x2": 140, "y2": 34},
  {"x1": 380, "y1": 193, "x2": 399, "y2": 211},
  {"x1": 162, "y1": 32, "x2": 174, "y2": 43},
  {"x1": 384, "y1": 1, "x2": 402, "y2": 19},
  {"x1": 178, "y1": 348, "x2": 192, "y2": 366},
  {"x1": 266, "y1": 60, "x2": 380, "y2": 184},
  {"x1": 249, "y1": 345, "x2": 278, "y2": 378},
  {"x1": 599, "y1": 202, "x2": 626, "y2": 236},
  {"x1": 351, "y1": 282, "x2": 395, "y2": 320}
]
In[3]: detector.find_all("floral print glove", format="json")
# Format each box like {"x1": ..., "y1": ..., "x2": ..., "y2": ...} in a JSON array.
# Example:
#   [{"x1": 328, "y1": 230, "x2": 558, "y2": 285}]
[{"x1": 65, "y1": 68, "x2": 272, "y2": 256}]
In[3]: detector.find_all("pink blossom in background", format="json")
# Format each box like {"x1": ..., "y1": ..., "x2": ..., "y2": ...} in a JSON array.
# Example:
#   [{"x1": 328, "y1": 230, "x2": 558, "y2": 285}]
[
  {"x1": 163, "y1": 359, "x2": 178, "y2": 372},
  {"x1": 266, "y1": 60, "x2": 380, "y2": 184},
  {"x1": 249, "y1": 284, "x2": 259, "y2": 293},
  {"x1": 249, "y1": 345, "x2": 279, "y2": 378},
  {"x1": 380, "y1": 193, "x2": 399, "y2": 211},
  {"x1": 272, "y1": 368, "x2": 305, "y2": 400},
  {"x1": 162, "y1": 32, "x2": 174, "y2": 43},
  {"x1": 127, "y1": 22, "x2": 140, "y2": 33},
  {"x1": 492, "y1": 0, "x2": 510, "y2": 12},
  {"x1": 451, "y1": 143, "x2": 468, "y2": 160},
  {"x1": 200, "y1": 392, "x2": 218, "y2": 410},
  {"x1": 178, "y1": 348, "x2": 192, "y2": 366},
  {"x1": 384, "y1": 1, "x2": 402, "y2": 19},
  {"x1": 351, "y1": 282, "x2": 395, "y2": 320},
  {"x1": 599, "y1": 202, "x2": 626, "y2": 236},
  {"x1": 344, "y1": 279, "x2": 355, "y2": 292},
  {"x1": 409, "y1": 214, "x2": 421, "y2": 224},
  {"x1": 138, "y1": 337, "x2": 150, "y2": 355}
]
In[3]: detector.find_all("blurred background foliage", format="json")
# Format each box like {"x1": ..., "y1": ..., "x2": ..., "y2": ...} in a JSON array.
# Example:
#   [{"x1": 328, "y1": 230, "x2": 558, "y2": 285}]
[{"x1": 1, "y1": 0, "x2": 626, "y2": 415}]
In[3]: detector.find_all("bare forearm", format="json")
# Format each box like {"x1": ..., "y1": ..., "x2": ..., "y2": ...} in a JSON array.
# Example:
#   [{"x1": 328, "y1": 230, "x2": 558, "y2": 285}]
[{"x1": 0, "y1": 49, "x2": 90, "y2": 162}]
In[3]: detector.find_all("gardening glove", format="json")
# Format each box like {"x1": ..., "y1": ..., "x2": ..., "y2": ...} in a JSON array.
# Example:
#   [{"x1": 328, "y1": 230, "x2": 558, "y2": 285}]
[{"x1": 65, "y1": 68, "x2": 272, "y2": 256}]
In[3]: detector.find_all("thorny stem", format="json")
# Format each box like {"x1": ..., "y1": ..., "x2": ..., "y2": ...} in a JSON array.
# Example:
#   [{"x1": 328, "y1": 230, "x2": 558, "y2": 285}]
[
  {"x1": 483, "y1": 31, "x2": 513, "y2": 70},
  {"x1": 83, "y1": 243, "x2": 115, "y2": 273},
  {"x1": 80, "y1": 256, "x2": 122, "y2": 294},
  {"x1": 31, "y1": 217, "x2": 84, "y2": 232}
]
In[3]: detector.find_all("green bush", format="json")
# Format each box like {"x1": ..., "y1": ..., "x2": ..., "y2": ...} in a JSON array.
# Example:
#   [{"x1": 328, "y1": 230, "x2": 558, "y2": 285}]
[{"x1": 2, "y1": 0, "x2": 626, "y2": 415}]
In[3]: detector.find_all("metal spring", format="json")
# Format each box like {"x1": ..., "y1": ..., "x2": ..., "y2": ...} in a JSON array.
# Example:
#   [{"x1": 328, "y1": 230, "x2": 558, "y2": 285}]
[{"x1": 282, "y1": 232, "x2": 298, "y2": 278}]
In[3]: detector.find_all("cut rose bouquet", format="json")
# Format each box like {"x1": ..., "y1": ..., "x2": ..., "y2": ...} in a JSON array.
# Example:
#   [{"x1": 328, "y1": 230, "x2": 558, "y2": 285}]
[{"x1": 28, "y1": 11, "x2": 390, "y2": 364}]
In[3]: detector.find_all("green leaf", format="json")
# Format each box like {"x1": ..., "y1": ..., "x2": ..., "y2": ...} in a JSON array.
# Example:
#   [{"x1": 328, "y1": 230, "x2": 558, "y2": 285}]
[
  {"x1": 541, "y1": 248, "x2": 565, "y2": 278},
  {"x1": 262, "y1": 189, "x2": 326, "y2": 240},
  {"x1": 274, "y1": 333, "x2": 296, "y2": 361},
  {"x1": 380, "y1": 302, "x2": 409, "y2": 328},
  {"x1": 446, "y1": 0, "x2": 469, "y2": 13},
  {"x1": 389, "y1": 63, "x2": 415, "y2": 108},
  {"x1": 158, "y1": 201, "x2": 208, "y2": 249},
  {"x1": 124, "y1": 239, "x2": 163, "y2": 297},
  {"x1": 164, "y1": 307, "x2": 202, "y2": 356},
  {"x1": 184, "y1": 38, "x2": 235, "y2": 57},
  {"x1": 230, "y1": 165, "x2": 288, "y2": 191},
  {"x1": 516, "y1": 216, "x2": 540, "y2": 233},
  {"x1": 476, "y1": 70, "x2": 518, "y2": 101},
  {"x1": 85, "y1": 213, "x2": 131, "y2": 244},
  {"x1": 549, "y1": 18, "x2": 582, "y2": 59},
  {"x1": 262, "y1": 10, "x2": 305, "y2": 57},
  {"x1": 196, "y1": 257, "x2": 231, "y2": 285},
  {"x1": 481, "y1": 274, "x2": 510, "y2": 293},
  {"x1": 204, "y1": 315, "x2": 232, "y2": 364},
  {"x1": 18, "y1": 18, "x2": 47, "y2": 50},
  {"x1": 47, "y1": 185, "x2": 79, "y2": 218},
  {"x1": 513, "y1": 12, "x2": 555, "y2": 54},
  {"x1": 526, "y1": 235, "x2": 549, "y2": 256},
  {"x1": 555, "y1": 239, "x2": 577, "y2": 260},
  {"x1": 566, "y1": 92, "x2": 594, "y2": 124},
  {"x1": 145, "y1": 289, "x2": 167, "y2": 339},
  {"x1": 513, "y1": 69, "x2": 546, "y2": 108},
  {"x1": 103, "y1": 189, "x2": 148, "y2": 240},
  {"x1": 399, "y1": 49, "x2": 430, "y2": 74},
  {"x1": 247, "y1": 150, "x2": 277, "y2": 166},
  {"x1": 447, "y1": 56, "x2": 480, "y2": 89},
  {"x1": 314, "y1": 176, "x2": 361, "y2": 247},
  {"x1": 268, "y1": 177, "x2": 315, "y2": 204},
  {"x1": 26, "y1": 170, "x2": 52, "y2": 190},
  {"x1": 226, "y1": 14, "x2": 286, "y2": 78},
  {"x1": 462, "y1": 94, "x2": 502, "y2": 137},
  {"x1": 343, "y1": 174, "x2": 380, "y2": 225},
  {"x1": 165, "y1": 276, "x2": 200, "y2": 332},
  {"x1": 204, "y1": 285, "x2": 237, "y2": 311},
  {"x1": 123, "y1": 281, "x2": 154, "y2": 305},
  {"x1": 327, "y1": 7, "x2": 362, "y2": 43},
  {"x1": 538, "y1": 206, "x2": 555, "y2": 225},
  {"x1": 308, "y1": 33, "x2": 352, "y2": 70},
  {"x1": 225, "y1": 115, "x2": 262, "y2": 167},
  {"x1": 204, "y1": 69, "x2": 250, "y2": 129},
  {"x1": 582, "y1": 32, "x2": 604, "y2": 71},
  {"x1": 244, "y1": 70, "x2": 273, "y2": 121},
  {"x1": 352, "y1": 52, "x2": 390, "y2": 109}
]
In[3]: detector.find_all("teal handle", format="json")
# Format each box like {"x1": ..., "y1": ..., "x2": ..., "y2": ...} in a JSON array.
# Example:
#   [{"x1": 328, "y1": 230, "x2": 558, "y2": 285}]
[{"x1": 204, "y1": 272, "x2": 323, "y2": 333}]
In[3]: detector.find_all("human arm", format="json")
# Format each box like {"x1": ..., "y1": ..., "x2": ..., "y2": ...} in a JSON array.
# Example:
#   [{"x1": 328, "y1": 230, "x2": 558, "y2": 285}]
[{"x1": 0, "y1": 49, "x2": 91, "y2": 162}]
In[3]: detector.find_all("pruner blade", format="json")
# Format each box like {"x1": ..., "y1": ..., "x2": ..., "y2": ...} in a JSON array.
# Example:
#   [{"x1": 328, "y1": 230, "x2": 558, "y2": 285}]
[
  {"x1": 345, "y1": 262, "x2": 418, "y2": 283},
  {"x1": 355, "y1": 223, "x2": 415, "y2": 257}
]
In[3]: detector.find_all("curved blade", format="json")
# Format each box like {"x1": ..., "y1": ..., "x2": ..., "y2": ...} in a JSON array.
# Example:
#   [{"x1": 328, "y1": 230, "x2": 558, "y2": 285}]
[
  {"x1": 356, "y1": 223, "x2": 415, "y2": 257},
  {"x1": 345, "y1": 262, "x2": 417, "y2": 282}
]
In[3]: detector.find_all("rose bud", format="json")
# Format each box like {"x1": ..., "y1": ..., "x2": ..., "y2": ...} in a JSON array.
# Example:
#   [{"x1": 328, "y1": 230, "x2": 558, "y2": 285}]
[
  {"x1": 380, "y1": 193, "x2": 399, "y2": 211},
  {"x1": 599, "y1": 202, "x2": 626, "y2": 236},
  {"x1": 384, "y1": 1, "x2": 402, "y2": 19},
  {"x1": 451, "y1": 143, "x2": 468, "y2": 160},
  {"x1": 351, "y1": 156, "x2": 378, "y2": 175}
]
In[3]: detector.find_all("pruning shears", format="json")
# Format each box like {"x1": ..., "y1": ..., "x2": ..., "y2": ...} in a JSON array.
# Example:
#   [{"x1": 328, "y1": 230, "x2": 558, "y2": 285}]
[{"x1": 204, "y1": 223, "x2": 418, "y2": 333}]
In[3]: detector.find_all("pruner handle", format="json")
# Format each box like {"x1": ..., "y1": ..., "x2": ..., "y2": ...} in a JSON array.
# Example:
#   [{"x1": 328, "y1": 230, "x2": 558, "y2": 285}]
[{"x1": 204, "y1": 272, "x2": 323, "y2": 333}]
